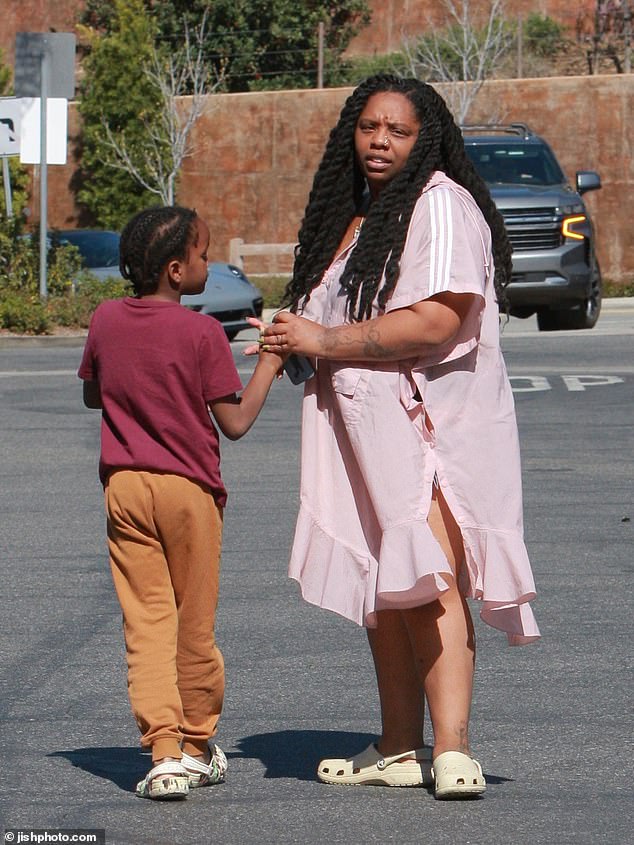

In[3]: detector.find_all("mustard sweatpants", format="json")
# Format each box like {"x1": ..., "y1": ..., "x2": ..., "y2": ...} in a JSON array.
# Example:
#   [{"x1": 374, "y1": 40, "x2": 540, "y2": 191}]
[{"x1": 105, "y1": 470, "x2": 224, "y2": 762}]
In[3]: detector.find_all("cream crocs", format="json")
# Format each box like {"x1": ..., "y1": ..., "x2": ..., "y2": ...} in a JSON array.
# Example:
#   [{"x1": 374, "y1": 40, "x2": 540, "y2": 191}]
[
  {"x1": 432, "y1": 751, "x2": 486, "y2": 799},
  {"x1": 135, "y1": 759, "x2": 190, "y2": 800},
  {"x1": 317, "y1": 743, "x2": 433, "y2": 787}
]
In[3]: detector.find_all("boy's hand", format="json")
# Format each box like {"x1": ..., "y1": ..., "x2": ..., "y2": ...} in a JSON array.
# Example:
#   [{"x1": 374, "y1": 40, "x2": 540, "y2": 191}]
[
  {"x1": 244, "y1": 316, "x2": 286, "y2": 375},
  {"x1": 244, "y1": 316, "x2": 267, "y2": 356}
]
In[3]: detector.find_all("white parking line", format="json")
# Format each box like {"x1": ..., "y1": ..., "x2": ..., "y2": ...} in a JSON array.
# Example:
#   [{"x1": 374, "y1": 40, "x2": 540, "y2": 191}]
[{"x1": 0, "y1": 370, "x2": 77, "y2": 378}]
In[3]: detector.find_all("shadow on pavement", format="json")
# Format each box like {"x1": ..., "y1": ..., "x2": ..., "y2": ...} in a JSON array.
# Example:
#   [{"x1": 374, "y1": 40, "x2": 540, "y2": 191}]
[
  {"x1": 232, "y1": 730, "x2": 514, "y2": 785},
  {"x1": 232, "y1": 730, "x2": 378, "y2": 780},
  {"x1": 49, "y1": 746, "x2": 148, "y2": 792},
  {"x1": 50, "y1": 734, "x2": 515, "y2": 788}
]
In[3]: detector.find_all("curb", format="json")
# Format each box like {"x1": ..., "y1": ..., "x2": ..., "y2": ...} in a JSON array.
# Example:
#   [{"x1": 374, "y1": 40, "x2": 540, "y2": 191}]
[
  {"x1": 1, "y1": 299, "x2": 632, "y2": 350},
  {"x1": 601, "y1": 297, "x2": 634, "y2": 310}
]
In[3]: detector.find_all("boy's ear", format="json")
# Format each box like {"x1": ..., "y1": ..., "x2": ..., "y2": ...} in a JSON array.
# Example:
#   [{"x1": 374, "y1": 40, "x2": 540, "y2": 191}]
[{"x1": 166, "y1": 258, "x2": 182, "y2": 284}]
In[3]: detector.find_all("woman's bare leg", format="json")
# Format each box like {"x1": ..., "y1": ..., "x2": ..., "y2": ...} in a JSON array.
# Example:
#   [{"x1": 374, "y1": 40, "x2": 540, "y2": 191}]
[
  {"x1": 366, "y1": 610, "x2": 426, "y2": 755},
  {"x1": 366, "y1": 488, "x2": 474, "y2": 759},
  {"x1": 403, "y1": 488, "x2": 476, "y2": 758}
]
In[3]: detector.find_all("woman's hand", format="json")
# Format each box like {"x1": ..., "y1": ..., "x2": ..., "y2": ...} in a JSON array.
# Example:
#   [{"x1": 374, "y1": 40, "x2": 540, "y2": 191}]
[{"x1": 261, "y1": 311, "x2": 326, "y2": 357}]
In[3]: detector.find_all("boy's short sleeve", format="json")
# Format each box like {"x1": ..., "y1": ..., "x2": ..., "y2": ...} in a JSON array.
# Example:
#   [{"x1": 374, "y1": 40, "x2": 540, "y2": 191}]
[
  {"x1": 386, "y1": 184, "x2": 490, "y2": 313},
  {"x1": 77, "y1": 310, "x2": 99, "y2": 381},
  {"x1": 199, "y1": 318, "x2": 243, "y2": 402}
]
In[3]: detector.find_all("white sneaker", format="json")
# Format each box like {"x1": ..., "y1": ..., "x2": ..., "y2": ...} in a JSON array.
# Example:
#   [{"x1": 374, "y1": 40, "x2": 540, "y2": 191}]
[
  {"x1": 135, "y1": 760, "x2": 190, "y2": 800},
  {"x1": 181, "y1": 742, "x2": 227, "y2": 787}
]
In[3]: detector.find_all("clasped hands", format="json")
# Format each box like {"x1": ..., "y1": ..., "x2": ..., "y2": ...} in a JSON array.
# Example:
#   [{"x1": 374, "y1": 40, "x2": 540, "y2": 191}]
[{"x1": 245, "y1": 312, "x2": 324, "y2": 359}]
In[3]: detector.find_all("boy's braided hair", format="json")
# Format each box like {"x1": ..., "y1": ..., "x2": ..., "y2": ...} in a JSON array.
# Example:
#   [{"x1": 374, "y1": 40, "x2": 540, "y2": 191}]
[
  {"x1": 284, "y1": 74, "x2": 512, "y2": 320},
  {"x1": 119, "y1": 206, "x2": 199, "y2": 296}
]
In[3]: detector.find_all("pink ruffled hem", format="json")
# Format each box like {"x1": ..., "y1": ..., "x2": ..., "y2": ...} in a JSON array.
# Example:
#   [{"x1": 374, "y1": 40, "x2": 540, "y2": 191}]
[
  {"x1": 461, "y1": 526, "x2": 541, "y2": 645},
  {"x1": 288, "y1": 508, "x2": 540, "y2": 645}
]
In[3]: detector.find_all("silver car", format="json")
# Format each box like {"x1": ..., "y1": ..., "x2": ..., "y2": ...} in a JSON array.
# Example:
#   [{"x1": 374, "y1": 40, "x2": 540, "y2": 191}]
[
  {"x1": 53, "y1": 229, "x2": 264, "y2": 341},
  {"x1": 181, "y1": 263, "x2": 264, "y2": 341}
]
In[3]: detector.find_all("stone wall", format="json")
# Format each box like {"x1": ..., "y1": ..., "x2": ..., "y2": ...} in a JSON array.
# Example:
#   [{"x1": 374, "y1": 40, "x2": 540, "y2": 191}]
[
  {"x1": 2, "y1": 1, "x2": 85, "y2": 66},
  {"x1": 38, "y1": 73, "x2": 633, "y2": 283}
]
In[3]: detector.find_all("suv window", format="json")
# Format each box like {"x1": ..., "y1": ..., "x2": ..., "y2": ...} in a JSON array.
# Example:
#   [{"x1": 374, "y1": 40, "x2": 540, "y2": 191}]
[{"x1": 465, "y1": 142, "x2": 565, "y2": 186}]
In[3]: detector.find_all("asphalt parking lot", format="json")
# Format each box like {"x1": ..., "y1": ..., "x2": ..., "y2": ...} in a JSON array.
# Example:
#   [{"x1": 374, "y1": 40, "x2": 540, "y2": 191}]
[{"x1": 1, "y1": 300, "x2": 632, "y2": 844}]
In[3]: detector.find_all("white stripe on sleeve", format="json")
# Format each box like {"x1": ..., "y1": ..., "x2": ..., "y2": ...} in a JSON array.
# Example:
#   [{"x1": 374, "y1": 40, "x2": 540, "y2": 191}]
[{"x1": 428, "y1": 188, "x2": 454, "y2": 295}]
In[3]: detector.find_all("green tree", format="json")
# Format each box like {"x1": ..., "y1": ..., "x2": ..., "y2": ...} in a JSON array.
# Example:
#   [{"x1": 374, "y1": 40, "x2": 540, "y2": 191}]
[
  {"x1": 77, "y1": 0, "x2": 166, "y2": 229},
  {"x1": 81, "y1": 0, "x2": 371, "y2": 91},
  {"x1": 0, "y1": 50, "x2": 10, "y2": 93},
  {"x1": 524, "y1": 13, "x2": 566, "y2": 58}
]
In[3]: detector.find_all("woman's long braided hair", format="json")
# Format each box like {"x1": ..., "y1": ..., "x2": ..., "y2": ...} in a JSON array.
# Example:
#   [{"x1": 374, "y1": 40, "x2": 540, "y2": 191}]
[
  {"x1": 119, "y1": 205, "x2": 199, "y2": 296},
  {"x1": 284, "y1": 74, "x2": 512, "y2": 320}
]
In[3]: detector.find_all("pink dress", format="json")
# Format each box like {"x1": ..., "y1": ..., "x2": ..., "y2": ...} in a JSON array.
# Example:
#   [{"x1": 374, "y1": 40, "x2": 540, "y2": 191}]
[{"x1": 289, "y1": 171, "x2": 540, "y2": 645}]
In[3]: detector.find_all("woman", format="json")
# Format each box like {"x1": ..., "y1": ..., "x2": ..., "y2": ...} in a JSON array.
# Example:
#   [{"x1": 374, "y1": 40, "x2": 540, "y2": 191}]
[{"x1": 262, "y1": 75, "x2": 539, "y2": 800}]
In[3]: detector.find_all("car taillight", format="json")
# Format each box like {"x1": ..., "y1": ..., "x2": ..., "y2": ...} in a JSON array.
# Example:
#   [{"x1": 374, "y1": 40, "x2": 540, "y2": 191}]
[{"x1": 562, "y1": 214, "x2": 586, "y2": 241}]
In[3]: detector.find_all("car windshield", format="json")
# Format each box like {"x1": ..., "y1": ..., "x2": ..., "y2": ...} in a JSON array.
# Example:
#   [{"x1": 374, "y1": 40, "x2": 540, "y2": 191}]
[
  {"x1": 465, "y1": 142, "x2": 565, "y2": 186},
  {"x1": 56, "y1": 231, "x2": 121, "y2": 268}
]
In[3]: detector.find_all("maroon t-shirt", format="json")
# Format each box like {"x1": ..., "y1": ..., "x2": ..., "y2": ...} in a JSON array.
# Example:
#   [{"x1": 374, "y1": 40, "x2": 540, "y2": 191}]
[{"x1": 78, "y1": 297, "x2": 243, "y2": 506}]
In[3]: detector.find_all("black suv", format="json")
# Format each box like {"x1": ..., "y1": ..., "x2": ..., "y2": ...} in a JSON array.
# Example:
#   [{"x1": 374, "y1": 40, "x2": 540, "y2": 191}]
[{"x1": 462, "y1": 124, "x2": 602, "y2": 330}]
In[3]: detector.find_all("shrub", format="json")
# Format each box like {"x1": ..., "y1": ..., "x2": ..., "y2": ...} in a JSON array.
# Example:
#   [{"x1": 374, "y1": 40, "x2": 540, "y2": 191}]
[
  {"x1": 0, "y1": 275, "x2": 132, "y2": 335},
  {"x1": 0, "y1": 218, "x2": 84, "y2": 298},
  {"x1": 46, "y1": 275, "x2": 131, "y2": 329},
  {"x1": 45, "y1": 236, "x2": 86, "y2": 297},
  {"x1": 0, "y1": 208, "x2": 132, "y2": 334},
  {"x1": 333, "y1": 52, "x2": 408, "y2": 86},
  {"x1": 603, "y1": 278, "x2": 634, "y2": 298},
  {"x1": 524, "y1": 14, "x2": 566, "y2": 57},
  {"x1": 0, "y1": 293, "x2": 50, "y2": 334},
  {"x1": 74, "y1": 274, "x2": 131, "y2": 312},
  {"x1": 252, "y1": 274, "x2": 291, "y2": 309},
  {"x1": 0, "y1": 212, "x2": 131, "y2": 334}
]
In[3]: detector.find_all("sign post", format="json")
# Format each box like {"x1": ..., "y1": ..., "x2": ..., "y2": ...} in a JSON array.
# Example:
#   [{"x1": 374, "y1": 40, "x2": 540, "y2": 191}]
[
  {"x1": 14, "y1": 32, "x2": 75, "y2": 298},
  {"x1": 38, "y1": 48, "x2": 50, "y2": 297},
  {"x1": 2, "y1": 157, "x2": 12, "y2": 217}
]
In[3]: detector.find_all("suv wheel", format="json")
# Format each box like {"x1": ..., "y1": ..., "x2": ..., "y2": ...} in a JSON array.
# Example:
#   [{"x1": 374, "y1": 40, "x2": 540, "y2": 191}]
[{"x1": 536, "y1": 258, "x2": 602, "y2": 331}]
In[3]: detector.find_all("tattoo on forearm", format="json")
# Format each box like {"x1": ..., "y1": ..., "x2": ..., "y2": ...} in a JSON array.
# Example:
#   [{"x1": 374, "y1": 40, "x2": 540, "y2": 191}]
[
  {"x1": 362, "y1": 325, "x2": 392, "y2": 359},
  {"x1": 320, "y1": 322, "x2": 420, "y2": 360}
]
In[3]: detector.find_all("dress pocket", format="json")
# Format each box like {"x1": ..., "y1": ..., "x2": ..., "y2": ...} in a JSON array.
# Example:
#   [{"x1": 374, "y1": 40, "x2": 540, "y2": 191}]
[
  {"x1": 399, "y1": 370, "x2": 435, "y2": 445},
  {"x1": 330, "y1": 366, "x2": 372, "y2": 428}
]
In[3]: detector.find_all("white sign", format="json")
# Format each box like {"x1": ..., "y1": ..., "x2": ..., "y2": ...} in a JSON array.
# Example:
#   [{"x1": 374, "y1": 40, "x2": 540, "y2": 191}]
[
  {"x1": 0, "y1": 97, "x2": 22, "y2": 156},
  {"x1": 19, "y1": 97, "x2": 68, "y2": 165}
]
